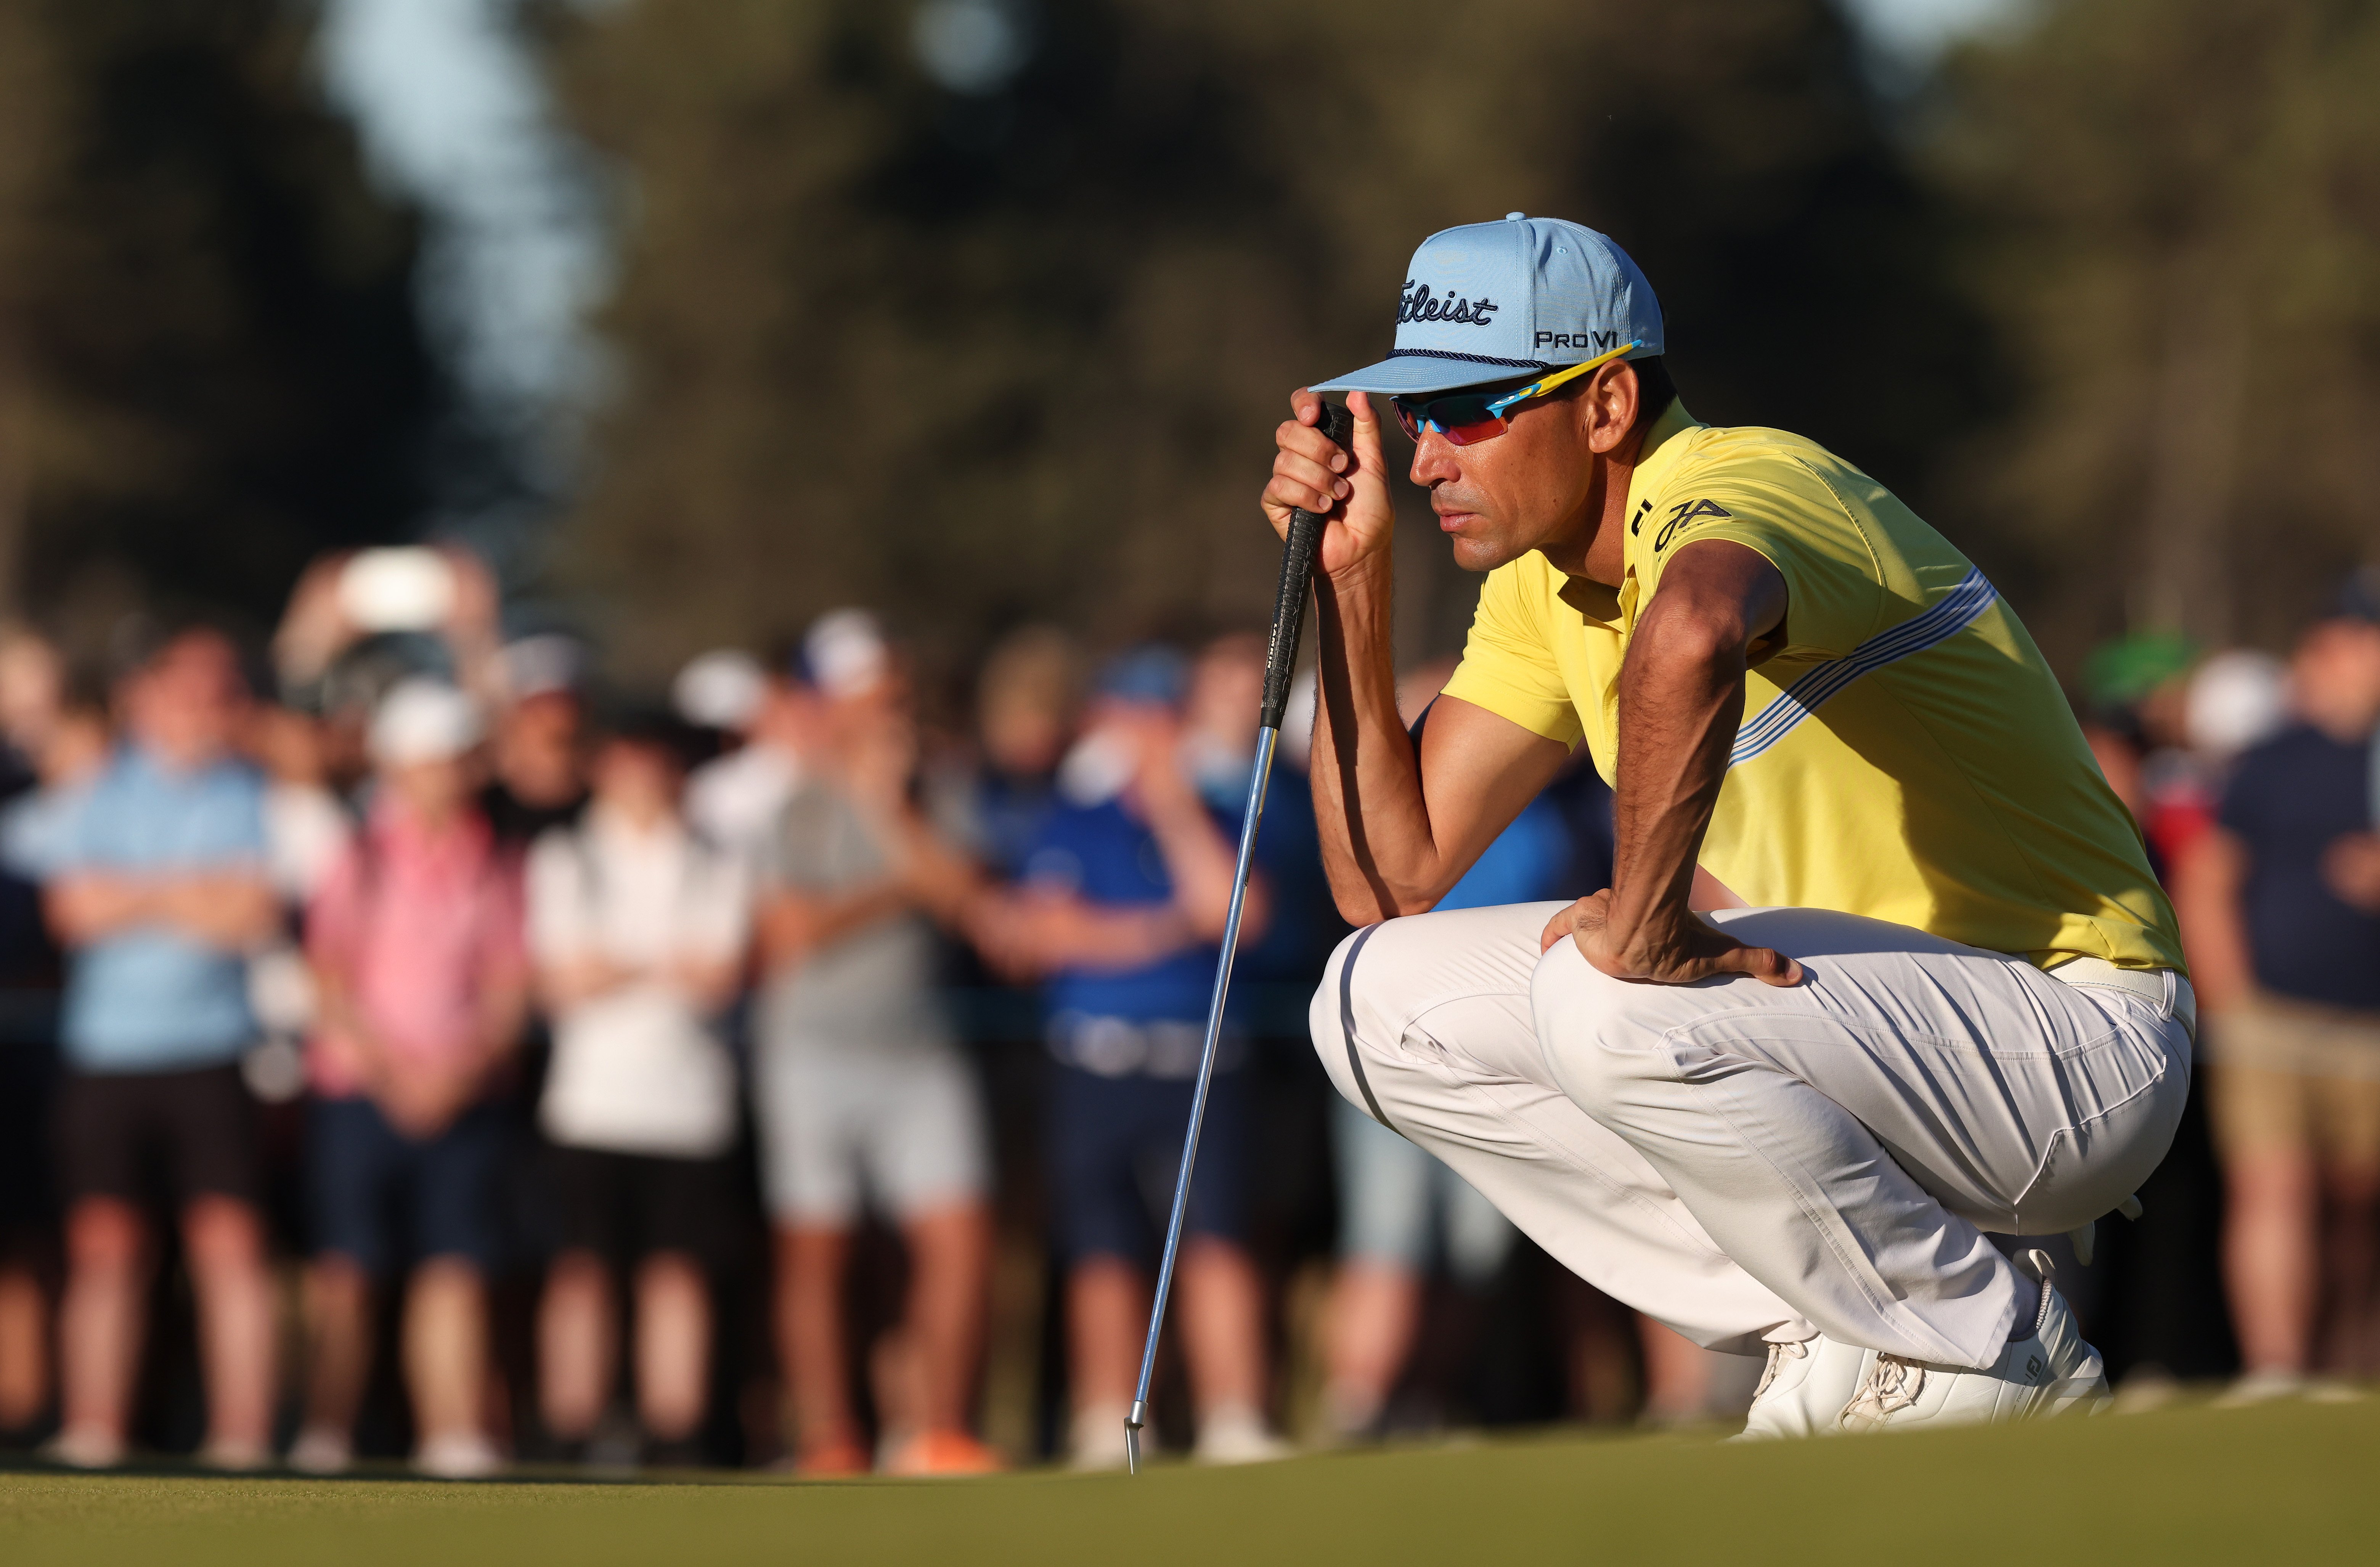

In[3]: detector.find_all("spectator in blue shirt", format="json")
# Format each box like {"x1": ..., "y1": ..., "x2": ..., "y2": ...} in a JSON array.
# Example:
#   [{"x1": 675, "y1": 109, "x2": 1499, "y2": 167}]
[
  {"x1": 970, "y1": 646, "x2": 1286, "y2": 1469},
  {"x1": 42, "y1": 629, "x2": 281, "y2": 1469},
  {"x1": 2179, "y1": 593, "x2": 2380, "y2": 1402}
]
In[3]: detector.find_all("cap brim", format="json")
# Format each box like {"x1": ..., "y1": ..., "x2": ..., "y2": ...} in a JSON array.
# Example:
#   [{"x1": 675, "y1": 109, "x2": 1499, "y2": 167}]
[{"x1": 1310, "y1": 354, "x2": 1552, "y2": 397}]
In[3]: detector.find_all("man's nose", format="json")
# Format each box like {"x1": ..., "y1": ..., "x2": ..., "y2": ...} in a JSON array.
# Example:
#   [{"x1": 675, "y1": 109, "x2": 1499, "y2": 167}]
[{"x1": 1409, "y1": 431, "x2": 1460, "y2": 488}]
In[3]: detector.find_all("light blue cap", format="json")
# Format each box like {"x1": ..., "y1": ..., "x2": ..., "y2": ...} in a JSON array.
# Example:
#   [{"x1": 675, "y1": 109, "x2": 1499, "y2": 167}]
[{"x1": 1312, "y1": 214, "x2": 1665, "y2": 396}]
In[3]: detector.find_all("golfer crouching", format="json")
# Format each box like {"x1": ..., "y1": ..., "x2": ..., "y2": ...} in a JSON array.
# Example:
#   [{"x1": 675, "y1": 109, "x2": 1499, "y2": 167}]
[{"x1": 1272, "y1": 215, "x2": 2190, "y2": 1436}]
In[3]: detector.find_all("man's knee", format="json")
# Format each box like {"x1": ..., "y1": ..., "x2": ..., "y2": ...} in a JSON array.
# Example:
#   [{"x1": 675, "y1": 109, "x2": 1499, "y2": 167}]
[
  {"x1": 1310, "y1": 917, "x2": 1445, "y2": 1115},
  {"x1": 1310, "y1": 923, "x2": 1377, "y2": 1108},
  {"x1": 182, "y1": 1195, "x2": 266, "y2": 1273},
  {"x1": 66, "y1": 1198, "x2": 146, "y2": 1272}
]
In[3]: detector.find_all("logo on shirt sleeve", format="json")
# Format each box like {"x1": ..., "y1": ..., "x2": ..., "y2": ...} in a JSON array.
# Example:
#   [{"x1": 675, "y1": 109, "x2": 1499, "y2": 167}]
[{"x1": 1653, "y1": 498, "x2": 1733, "y2": 552}]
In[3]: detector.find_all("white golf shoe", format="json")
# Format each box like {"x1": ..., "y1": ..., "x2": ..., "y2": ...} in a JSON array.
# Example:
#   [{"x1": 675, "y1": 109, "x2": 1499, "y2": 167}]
[
  {"x1": 1734, "y1": 1334, "x2": 1868, "y2": 1440},
  {"x1": 1839, "y1": 1249, "x2": 2108, "y2": 1433}
]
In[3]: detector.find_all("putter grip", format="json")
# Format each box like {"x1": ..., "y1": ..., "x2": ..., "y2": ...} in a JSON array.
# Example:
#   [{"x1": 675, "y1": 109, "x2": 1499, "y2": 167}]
[{"x1": 1259, "y1": 401, "x2": 1353, "y2": 731}]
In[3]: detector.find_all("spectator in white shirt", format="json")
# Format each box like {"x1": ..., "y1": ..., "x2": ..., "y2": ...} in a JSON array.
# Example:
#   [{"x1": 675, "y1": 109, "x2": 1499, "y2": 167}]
[{"x1": 528, "y1": 714, "x2": 750, "y2": 1466}]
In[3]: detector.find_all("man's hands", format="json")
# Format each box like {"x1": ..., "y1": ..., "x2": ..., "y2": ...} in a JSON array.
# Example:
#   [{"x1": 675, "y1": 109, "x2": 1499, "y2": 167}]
[
  {"x1": 1540, "y1": 891, "x2": 1801, "y2": 986},
  {"x1": 2322, "y1": 830, "x2": 2380, "y2": 914},
  {"x1": 1264, "y1": 389, "x2": 1393, "y2": 583},
  {"x1": 375, "y1": 1060, "x2": 482, "y2": 1142},
  {"x1": 48, "y1": 870, "x2": 278, "y2": 952}
]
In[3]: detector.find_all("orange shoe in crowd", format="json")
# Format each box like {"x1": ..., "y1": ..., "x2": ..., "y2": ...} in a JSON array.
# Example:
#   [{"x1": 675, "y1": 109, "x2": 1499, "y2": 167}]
[
  {"x1": 882, "y1": 1429, "x2": 1004, "y2": 1477},
  {"x1": 793, "y1": 1437, "x2": 872, "y2": 1477}
]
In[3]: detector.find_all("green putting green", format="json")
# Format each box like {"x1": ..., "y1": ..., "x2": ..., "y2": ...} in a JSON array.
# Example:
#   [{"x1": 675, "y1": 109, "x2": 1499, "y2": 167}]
[{"x1": 5, "y1": 1400, "x2": 2376, "y2": 1566}]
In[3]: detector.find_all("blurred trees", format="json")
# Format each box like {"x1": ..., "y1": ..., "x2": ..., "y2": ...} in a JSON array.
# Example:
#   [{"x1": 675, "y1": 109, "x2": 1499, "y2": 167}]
[
  {"x1": 1932, "y1": 0, "x2": 2380, "y2": 665},
  {"x1": 551, "y1": 0, "x2": 1990, "y2": 682},
  {"x1": 0, "y1": 0, "x2": 443, "y2": 652}
]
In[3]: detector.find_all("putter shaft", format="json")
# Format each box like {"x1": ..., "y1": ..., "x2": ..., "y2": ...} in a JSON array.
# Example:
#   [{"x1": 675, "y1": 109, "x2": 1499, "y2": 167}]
[{"x1": 1124, "y1": 722, "x2": 1280, "y2": 1473}]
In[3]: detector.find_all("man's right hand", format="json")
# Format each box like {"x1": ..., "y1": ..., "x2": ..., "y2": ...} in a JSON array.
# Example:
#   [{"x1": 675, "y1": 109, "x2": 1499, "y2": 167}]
[{"x1": 1263, "y1": 388, "x2": 1395, "y2": 581}]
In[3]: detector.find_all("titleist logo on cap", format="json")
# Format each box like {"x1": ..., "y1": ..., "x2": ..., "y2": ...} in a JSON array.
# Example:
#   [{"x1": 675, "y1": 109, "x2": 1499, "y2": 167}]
[{"x1": 1399, "y1": 281, "x2": 1500, "y2": 327}]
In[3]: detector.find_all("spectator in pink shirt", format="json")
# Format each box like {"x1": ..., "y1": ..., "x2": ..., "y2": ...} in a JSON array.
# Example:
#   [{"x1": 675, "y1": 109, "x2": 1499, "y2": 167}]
[{"x1": 289, "y1": 679, "x2": 529, "y2": 1477}]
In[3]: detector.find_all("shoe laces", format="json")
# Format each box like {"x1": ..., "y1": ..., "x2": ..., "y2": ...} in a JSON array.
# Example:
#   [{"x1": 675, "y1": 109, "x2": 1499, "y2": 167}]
[
  {"x1": 1752, "y1": 1338, "x2": 1808, "y2": 1402},
  {"x1": 1843, "y1": 1353, "x2": 1924, "y2": 1427}
]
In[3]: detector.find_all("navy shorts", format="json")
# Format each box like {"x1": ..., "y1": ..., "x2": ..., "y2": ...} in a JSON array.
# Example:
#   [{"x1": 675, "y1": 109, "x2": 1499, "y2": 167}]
[
  {"x1": 1046, "y1": 1062, "x2": 1248, "y2": 1266},
  {"x1": 308, "y1": 1096, "x2": 507, "y2": 1276}
]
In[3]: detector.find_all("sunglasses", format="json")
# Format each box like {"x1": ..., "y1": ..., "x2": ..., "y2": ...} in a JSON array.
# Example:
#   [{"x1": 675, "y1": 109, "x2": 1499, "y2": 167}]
[{"x1": 1391, "y1": 341, "x2": 1642, "y2": 446}]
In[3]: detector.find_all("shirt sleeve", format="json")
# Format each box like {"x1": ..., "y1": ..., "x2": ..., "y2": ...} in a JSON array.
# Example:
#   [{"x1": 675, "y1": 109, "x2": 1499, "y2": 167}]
[
  {"x1": 1638, "y1": 461, "x2": 1885, "y2": 661},
  {"x1": 1442, "y1": 559, "x2": 1586, "y2": 745},
  {"x1": 304, "y1": 841, "x2": 364, "y2": 975},
  {"x1": 196, "y1": 769, "x2": 273, "y2": 873},
  {"x1": 478, "y1": 854, "x2": 530, "y2": 984},
  {"x1": 682, "y1": 850, "x2": 752, "y2": 962},
  {"x1": 524, "y1": 831, "x2": 585, "y2": 964},
  {"x1": 2215, "y1": 751, "x2": 2266, "y2": 841},
  {"x1": 41, "y1": 782, "x2": 100, "y2": 877}
]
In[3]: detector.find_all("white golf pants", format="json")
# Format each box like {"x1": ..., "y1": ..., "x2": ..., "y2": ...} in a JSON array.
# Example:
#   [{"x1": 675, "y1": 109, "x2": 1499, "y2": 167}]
[{"x1": 1312, "y1": 902, "x2": 2192, "y2": 1370}]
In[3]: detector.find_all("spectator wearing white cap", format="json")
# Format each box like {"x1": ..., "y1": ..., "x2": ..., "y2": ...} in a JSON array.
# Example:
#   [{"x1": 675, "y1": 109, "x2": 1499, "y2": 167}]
[
  {"x1": 754, "y1": 611, "x2": 1001, "y2": 1476},
  {"x1": 291, "y1": 678, "x2": 528, "y2": 1478}
]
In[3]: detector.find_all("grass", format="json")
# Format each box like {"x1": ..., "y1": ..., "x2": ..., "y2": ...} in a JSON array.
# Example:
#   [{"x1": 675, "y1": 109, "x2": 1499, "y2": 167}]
[{"x1": 4, "y1": 1398, "x2": 2378, "y2": 1566}]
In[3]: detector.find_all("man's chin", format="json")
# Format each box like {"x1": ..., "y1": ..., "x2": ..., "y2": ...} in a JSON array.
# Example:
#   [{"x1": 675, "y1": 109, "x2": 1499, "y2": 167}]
[{"x1": 1447, "y1": 534, "x2": 1523, "y2": 574}]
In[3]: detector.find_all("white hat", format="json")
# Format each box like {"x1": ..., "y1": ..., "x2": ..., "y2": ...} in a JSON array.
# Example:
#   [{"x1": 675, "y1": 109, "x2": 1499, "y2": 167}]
[
  {"x1": 802, "y1": 609, "x2": 890, "y2": 699},
  {"x1": 673, "y1": 649, "x2": 769, "y2": 731},
  {"x1": 370, "y1": 678, "x2": 484, "y2": 766},
  {"x1": 2187, "y1": 649, "x2": 2288, "y2": 759}
]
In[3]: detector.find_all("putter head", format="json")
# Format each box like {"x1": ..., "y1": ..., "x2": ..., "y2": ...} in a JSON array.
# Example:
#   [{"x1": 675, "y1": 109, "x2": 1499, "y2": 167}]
[{"x1": 1125, "y1": 1400, "x2": 1148, "y2": 1475}]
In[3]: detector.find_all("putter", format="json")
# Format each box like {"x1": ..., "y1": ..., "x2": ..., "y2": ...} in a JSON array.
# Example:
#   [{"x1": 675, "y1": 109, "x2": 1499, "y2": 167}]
[{"x1": 1125, "y1": 400, "x2": 1352, "y2": 1474}]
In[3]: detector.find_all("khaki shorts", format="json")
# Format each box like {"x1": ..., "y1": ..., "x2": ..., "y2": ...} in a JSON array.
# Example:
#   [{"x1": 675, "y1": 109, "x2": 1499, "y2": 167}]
[{"x1": 2205, "y1": 998, "x2": 2380, "y2": 1167}]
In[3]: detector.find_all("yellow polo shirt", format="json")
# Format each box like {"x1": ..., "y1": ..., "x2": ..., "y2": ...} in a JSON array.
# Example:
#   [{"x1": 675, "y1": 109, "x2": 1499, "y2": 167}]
[{"x1": 1442, "y1": 402, "x2": 2184, "y2": 971}]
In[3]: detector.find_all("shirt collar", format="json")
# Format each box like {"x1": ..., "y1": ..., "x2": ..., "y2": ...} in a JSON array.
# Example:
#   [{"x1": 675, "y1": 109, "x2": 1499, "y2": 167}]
[
  {"x1": 1622, "y1": 399, "x2": 1704, "y2": 520},
  {"x1": 120, "y1": 740, "x2": 224, "y2": 784},
  {"x1": 586, "y1": 801, "x2": 687, "y2": 854},
  {"x1": 369, "y1": 795, "x2": 491, "y2": 861},
  {"x1": 1547, "y1": 401, "x2": 1704, "y2": 631}
]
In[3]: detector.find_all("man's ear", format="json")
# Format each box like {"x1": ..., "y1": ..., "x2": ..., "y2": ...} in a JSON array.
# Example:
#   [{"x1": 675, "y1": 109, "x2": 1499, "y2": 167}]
[{"x1": 1582, "y1": 361, "x2": 1640, "y2": 455}]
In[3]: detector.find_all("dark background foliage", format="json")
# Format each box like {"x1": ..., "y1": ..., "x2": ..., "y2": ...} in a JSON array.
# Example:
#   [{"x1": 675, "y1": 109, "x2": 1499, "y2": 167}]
[{"x1": 1, "y1": 0, "x2": 2374, "y2": 680}]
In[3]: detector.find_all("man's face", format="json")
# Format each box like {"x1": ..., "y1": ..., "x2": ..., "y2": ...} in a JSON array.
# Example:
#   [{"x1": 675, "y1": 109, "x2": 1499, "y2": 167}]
[
  {"x1": 592, "y1": 739, "x2": 681, "y2": 820},
  {"x1": 387, "y1": 754, "x2": 475, "y2": 819},
  {"x1": 2293, "y1": 619, "x2": 2380, "y2": 740},
  {"x1": 127, "y1": 632, "x2": 246, "y2": 766},
  {"x1": 1184, "y1": 636, "x2": 1265, "y2": 748},
  {"x1": 1405, "y1": 377, "x2": 1613, "y2": 575},
  {"x1": 496, "y1": 690, "x2": 583, "y2": 804}
]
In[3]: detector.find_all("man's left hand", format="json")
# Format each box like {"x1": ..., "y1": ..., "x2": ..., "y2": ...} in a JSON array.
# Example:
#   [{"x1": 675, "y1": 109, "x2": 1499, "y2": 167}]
[
  {"x1": 1541, "y1": 890, "x2": 1802, "y2": 986},
  {"x1": 2322, "y1": 831, "x2": 2380, "y2": 914}
]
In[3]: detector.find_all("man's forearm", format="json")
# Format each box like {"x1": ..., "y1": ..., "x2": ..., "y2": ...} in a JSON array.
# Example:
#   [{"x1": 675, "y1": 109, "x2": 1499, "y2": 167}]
[
  {"x1": 2173, "y1": 831, "x2": 2254, "y2": 1011},
  {"x1": 153, "y1": 875, "x2": 280, "y2": 950},
  {"x1": 1310, "y1": 558, "x2": 1439, "y2": 920},
  {"x1": 1138, "y1": 769, "x2": 1268, "y2": 939},
  {"x1": 1604, "y1": 596, "x2": 1745, "y2": 960}
]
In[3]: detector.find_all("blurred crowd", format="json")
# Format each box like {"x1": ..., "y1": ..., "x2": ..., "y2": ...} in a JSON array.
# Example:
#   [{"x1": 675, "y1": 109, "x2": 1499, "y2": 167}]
[{"x1": 0, "y1": 546, "x2": 2377, "y2": 1475}]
